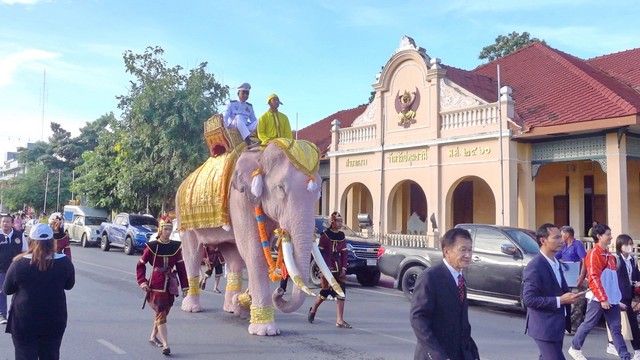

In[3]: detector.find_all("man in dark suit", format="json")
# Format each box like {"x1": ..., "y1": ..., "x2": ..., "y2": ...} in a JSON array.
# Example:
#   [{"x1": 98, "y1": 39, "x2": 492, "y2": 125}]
[
  {"x1": 410, "y1": 227, "x2": 480, "y2": 360},
  {"x1": 524, "y1": 223, "x2": 583, "y2": 360}
]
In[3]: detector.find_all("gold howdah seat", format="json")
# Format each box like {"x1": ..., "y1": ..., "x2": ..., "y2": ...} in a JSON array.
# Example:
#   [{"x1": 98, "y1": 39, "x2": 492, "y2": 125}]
[{"x1": 204, "y1": 114, "x2": 244, "y2": 157}]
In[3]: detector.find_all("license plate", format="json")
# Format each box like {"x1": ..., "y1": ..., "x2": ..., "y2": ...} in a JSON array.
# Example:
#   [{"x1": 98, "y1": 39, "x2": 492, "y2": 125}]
[{"x1": 366, "y1": 259, "x2": 377, "y2": 266}]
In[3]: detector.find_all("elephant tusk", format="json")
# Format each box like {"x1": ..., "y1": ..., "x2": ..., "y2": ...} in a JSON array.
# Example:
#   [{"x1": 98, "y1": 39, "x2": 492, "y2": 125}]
[
  {"x1": 281, "y1": 238, "x2": 316, "y2": 296},
  {"x1": 311, "y1": 235, "x2": 345, "y2": 298}
]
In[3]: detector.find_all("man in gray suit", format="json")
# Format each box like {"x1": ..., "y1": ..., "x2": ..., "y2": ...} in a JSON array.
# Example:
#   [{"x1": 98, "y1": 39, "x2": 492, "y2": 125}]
[{"x1": 410, "y1": 228, "x2": 480, "y2": 360}]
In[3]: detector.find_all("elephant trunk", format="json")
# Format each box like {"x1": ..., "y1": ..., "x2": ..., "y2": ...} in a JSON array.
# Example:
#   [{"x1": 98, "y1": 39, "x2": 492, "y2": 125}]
[{"x1": 272, "y1": 224, "x2": 313, "y2": 313}]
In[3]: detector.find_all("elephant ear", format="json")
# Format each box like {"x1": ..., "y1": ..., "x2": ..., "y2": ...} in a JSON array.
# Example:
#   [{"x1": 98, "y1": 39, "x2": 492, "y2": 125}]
[{"x1": 231, "y1": 150, "x2": 262, "y2": 203}]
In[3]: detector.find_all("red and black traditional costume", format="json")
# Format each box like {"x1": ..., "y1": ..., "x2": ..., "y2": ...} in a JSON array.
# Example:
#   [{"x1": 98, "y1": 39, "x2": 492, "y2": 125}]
[
  {"x1": 136, "y1": 240, "x2": 188, "y2": 324},
  {"x1": 318, "y1": 228, "x2": 348, "y2": 300}
]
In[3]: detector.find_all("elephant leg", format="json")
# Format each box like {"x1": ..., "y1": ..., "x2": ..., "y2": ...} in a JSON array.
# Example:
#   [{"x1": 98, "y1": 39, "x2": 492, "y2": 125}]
[
  {"x1": 234, "y1": 223, "x2": 280, "y2": 335},
  {"x1": 180, "y1": 230, "x2": 204, "y2": 313},
  {"x1": 218, "y1": 243, "x2": 247, "y2": 317}
]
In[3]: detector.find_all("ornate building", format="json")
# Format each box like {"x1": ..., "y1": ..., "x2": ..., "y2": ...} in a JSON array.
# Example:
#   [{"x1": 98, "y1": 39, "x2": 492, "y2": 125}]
[{"x1": 298, "y1": 36, "x2": 640, "y2": 245}]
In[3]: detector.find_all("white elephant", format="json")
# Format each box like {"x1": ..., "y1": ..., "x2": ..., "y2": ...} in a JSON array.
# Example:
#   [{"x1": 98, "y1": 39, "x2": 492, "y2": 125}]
[{"x1": 176, "y1": 139, "x2": 331, "y2": 336}]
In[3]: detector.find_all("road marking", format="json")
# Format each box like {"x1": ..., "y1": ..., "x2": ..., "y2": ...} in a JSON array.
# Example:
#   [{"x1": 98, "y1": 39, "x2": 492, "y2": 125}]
[
  {"x1": 349, "y1": 285, "x2": 406, "y2": 298},
  {"x1": 74, "y1": 259, "x2": 134, "y2": 276},
  {"x1": 97, "y1": 339, "x2": 126, "y2": 354}
]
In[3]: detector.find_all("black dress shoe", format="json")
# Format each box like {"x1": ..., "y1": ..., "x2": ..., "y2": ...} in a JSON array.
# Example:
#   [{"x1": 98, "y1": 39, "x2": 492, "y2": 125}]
[{"x1": 307, "y1": 307, "x2": 316, "y2": 323}]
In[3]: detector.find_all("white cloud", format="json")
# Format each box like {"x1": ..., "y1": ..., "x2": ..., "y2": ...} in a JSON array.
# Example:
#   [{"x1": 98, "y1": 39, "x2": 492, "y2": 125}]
[
  {"x1": 0, "y1": 49, "x2": 60, "y2": 88},
  {"x1": 0, "y1": 0, "x2": 42, "y2": 4}
]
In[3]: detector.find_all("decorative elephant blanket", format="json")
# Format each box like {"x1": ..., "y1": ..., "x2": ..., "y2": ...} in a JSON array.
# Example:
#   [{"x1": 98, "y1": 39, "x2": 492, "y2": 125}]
[
  {"x1": 268, "y1": 138, "x2": 320, "y2": 177},
  {"x1": 177, "y1": 146, "x2": 244, "y2": 229}
]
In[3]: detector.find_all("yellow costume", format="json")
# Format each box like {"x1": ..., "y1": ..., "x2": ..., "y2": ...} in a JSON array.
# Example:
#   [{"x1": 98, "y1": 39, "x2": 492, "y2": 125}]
[{"x1": 257, "y1": 110, "x2": 292, "y2": 145}]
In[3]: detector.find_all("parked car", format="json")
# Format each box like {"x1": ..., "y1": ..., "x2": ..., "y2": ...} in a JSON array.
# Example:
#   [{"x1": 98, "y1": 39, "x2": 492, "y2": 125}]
[
  {"x1": 309, "y1": 216, "x2": 381, "y2": 287},
  {"x1": 63, "y1": 205, "x2": 109, "y2": 247},
  {"x1": 377, "y1": 223, "x2": 539, "y2": 307},
  {"x1": 100, "y1": 213, "x2": 158, "y2": 255}
]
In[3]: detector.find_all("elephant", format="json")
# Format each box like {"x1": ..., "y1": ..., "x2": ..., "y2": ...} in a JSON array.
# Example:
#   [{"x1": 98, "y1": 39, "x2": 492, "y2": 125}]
[{"x1": 176, "y1": 139, "x2": 336, "y2": 336}]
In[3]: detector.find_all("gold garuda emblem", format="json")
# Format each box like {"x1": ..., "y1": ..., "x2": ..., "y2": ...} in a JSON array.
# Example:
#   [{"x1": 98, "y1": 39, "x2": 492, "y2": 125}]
[{"x1": 394, "y1": 88, "x2": 420, "y2": 128}]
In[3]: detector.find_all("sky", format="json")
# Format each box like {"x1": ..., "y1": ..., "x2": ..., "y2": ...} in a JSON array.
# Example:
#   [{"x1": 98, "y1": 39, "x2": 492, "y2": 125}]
[{"x1": 1, "y1": 0, "x2": 639, "y2": 162}]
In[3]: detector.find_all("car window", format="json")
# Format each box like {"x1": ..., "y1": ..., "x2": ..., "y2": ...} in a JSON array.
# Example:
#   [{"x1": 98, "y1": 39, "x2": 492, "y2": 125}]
[
  {"x1": 505, "y1": 229, "x2": 539, "y2": 254},
  {"x1": 114, "y1": 216, "x2": 124, "y2": 225},
  {"x1": 85, "y1": 217, "x2": 106, "y2": 226},
  {"x1": 473, "y1": 228, "x2": 511, "y2": 254},
  {"x1": 130, "y1": 216, "x2": 158, "y2": 227}
]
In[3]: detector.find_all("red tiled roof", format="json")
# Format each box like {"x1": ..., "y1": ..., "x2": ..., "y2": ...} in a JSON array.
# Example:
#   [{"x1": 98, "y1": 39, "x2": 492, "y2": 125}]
[
  {"x1": 473, "y1": 42, "x2": 640, "y2": 129},
  {"x1": 587, "y1": 48, "x2": 640, "y2": 93},
  {"x1": 441, "y1": 64, "x2": 498, "y2": 103},
  {"x1": 295, "y1": 104, "x2": 368, "y2": 157}
]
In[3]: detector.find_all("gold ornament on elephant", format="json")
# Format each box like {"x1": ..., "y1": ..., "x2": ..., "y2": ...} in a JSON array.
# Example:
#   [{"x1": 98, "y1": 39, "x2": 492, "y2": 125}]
[
  {"x1": 250, "y1": 305, "x2": 275, "y2": 324},
  {"x1": 226, "y1": 272, "x2": 243, "y2": 292}
]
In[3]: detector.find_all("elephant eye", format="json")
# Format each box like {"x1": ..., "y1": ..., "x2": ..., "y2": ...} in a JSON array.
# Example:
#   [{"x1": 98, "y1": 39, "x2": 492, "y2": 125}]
[{"x1": 276, "y1": 184, "x2": 286, "y2": 198}]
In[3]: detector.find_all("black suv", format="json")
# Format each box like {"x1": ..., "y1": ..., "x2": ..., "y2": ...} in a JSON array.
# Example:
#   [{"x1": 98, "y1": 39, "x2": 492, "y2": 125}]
[{"x1": 309, "y1": 216, "x2": 381, "y2": 287}]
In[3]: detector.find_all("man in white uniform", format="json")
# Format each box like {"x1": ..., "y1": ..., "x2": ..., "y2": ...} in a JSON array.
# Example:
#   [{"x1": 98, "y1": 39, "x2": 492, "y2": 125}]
[{"x1": 222, "y1": 82, "x2": 258, "y2": 145}]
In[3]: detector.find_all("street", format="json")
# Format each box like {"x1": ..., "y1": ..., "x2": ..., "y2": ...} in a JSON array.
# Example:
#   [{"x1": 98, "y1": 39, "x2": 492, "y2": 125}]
[{"x1": 0, "y1": 245, "x2": 618, "y2": 360}]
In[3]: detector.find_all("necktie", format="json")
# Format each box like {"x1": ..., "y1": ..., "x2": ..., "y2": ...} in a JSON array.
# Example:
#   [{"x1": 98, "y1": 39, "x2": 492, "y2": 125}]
[{"x1": 457, "y1": 274, "x2": 465, "y2": 301}]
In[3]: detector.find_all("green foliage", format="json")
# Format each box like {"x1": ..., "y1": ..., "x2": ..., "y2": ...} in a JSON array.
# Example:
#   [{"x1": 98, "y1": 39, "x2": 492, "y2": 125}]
[
  {"x1": 2, "y1": 164, "x2": 70, "y2": 214},
  {"x1": 78, "y1": 46, "x2": 229, "y2": 213},
  {"x1": 479, "y1": 31, "x2": 545, "y2": 62},
  {"x1": 5, "y1": 46, "x2": 228, "y2": 216}
]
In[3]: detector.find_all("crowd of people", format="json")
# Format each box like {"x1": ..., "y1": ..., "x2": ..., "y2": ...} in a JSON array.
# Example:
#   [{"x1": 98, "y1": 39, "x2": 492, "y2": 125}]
[{"x1": 409, "y1": 223, "x2": 640, "y2": 360}]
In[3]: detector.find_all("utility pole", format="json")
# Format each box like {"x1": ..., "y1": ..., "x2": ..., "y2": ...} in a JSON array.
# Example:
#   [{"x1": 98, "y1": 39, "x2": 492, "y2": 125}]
[
  {"x1": 56, "y1": 169, "x2": 61, "y2": 212},
  {"x1": 43, "y1": 172, "x2": 50, "y2": 214}
]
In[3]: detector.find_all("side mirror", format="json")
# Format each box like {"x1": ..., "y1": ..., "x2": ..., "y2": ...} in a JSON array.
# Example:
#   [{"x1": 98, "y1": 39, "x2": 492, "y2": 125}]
[{"x1": 500, "y1": 244, "x2": 517, "y2": 256}]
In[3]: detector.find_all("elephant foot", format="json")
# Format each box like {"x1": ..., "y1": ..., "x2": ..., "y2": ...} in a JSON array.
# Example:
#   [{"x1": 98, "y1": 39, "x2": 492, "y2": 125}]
[
  {"x1": 230, "y1": 293, "x2": 250, "y2": 319},
  {"x1": 223, "y1": 290, "x2": 238, "y2": 313},
  {"x1": 181, "y1": 294, "x2": 203, "y2": 313},
  {"x1": 248, "y1": 322, "x2": 281, "y2": 336}
]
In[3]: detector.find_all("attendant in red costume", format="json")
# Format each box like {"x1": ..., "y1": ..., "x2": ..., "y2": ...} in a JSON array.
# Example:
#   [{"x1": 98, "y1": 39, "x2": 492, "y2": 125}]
[
  {"x1": 307, "y1": 211, "x2": 351, "y2": 328},
  {"x1": 49, "y1": 213, "x2": 71, "y2": 261},
  {"x1": 136, "y1": 217, "x2": 188, "y2": 356}
]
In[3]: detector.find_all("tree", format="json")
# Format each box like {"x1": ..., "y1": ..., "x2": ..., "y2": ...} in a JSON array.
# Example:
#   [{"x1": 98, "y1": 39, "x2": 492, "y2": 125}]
[
  {"x1": 76, "y1": 46, "x2": 229, "y2": 214},
  {"x1": 479, "y1": 31, "x2": 545, "y2": 62}
]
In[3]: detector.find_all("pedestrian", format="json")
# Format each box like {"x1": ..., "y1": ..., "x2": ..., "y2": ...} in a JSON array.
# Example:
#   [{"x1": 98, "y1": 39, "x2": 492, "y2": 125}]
[
  {"x1": 257, "y1": 94, "x2": 292, "y2": 145},
  {"x1": 3, "y1": 223, "x2": 75, "y2": 360},
  {"x1": 569, "y1": 223, "x2": 631, "y2": 360},
  {"x1": 606, "y1": 234, "x2": 640, "y2": 359},
  {"x1": 13, "y1": 213, "x2": 24, "y2": 232},
  {"x1": 409, "y1": 227, "x2": 480, "y2": 360},
  {"x1": 199, "y1": 244, "x2": 224, "y2": 293},
  {"x1": 0, "y1": 213, "x2": 25, "y2": 325},
  {"x1": 307, "y1": 212, "x2": 351, "y2": 328},
  {"x1": 222, "y1": 82, "x2": 258, "y2": 145},
  {"x1": 48, "y1": 213, "x2": 71, "y2": 261},
  {"x1": 587, "y1": 221, "x2": 598, "y2": 238},
  {"x1": 136, "y1": 217, "x2": 188, "y2": 356},
  {"x1": 556, "y1": 225, "x2": 588, "y2": 332},
  {"x1": 524, "y1": 223, "x2": 583, "y2": 359}
]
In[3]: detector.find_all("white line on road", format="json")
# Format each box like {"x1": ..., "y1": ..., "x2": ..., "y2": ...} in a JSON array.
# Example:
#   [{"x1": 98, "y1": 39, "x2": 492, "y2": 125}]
[
  {"x1": 97, "y1": 339, "x2": 126, "y2": 354},
  {"x1": 74, "y1": 259, "x2": 134, "y2": 276}
]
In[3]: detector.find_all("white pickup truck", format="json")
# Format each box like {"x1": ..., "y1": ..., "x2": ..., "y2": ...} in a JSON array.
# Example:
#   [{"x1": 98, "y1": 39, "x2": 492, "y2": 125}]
[{"x1": 63, "y1": 205, "x2": 109, "y2": 248}]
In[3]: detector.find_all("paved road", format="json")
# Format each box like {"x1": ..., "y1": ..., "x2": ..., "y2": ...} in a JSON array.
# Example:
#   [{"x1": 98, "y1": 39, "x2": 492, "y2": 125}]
[{"x1": 0, "y1": 245, "x2": 620, "y2": 359}]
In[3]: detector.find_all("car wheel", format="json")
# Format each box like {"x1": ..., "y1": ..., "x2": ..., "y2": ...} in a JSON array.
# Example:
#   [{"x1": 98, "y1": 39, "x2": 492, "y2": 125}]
[
  {"x1": 356, "y1": 269, "x2": 381, "y2": 287},
  {"x1": 401, "y1": 266, "x2": 425, "y2": 300},
  {"x1": 124, "y1": 237, "x2": 135, "y2": 255},
  {"x1": 101, "y1": 233, "x2": 110, "y2": 251},
  {"x1": 309, "y1": 258, "x2": 322, "y2": 287},
  {"x1": 81, "y1": 234, "x2": 89, "y2": 248}
]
